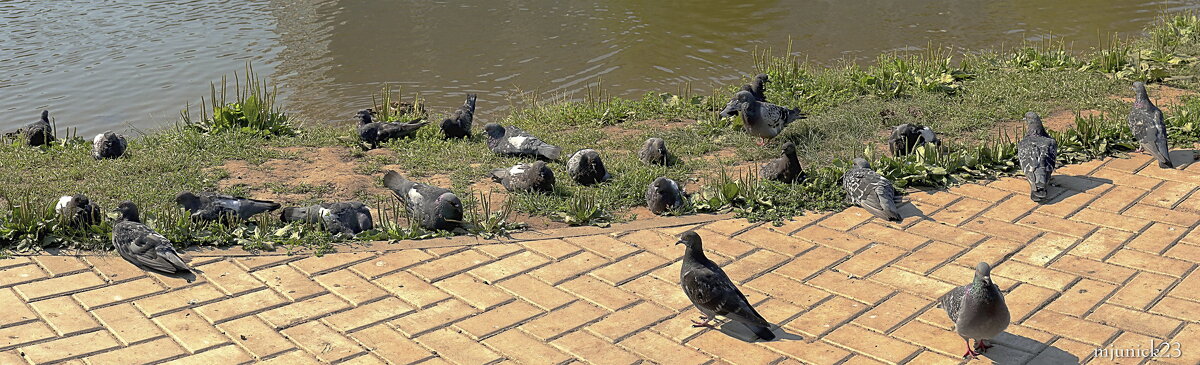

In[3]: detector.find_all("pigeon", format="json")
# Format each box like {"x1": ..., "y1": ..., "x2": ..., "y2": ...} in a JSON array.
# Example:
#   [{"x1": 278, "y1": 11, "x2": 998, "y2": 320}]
[
  {"x1": 174, "y1": 192, "x2": 281, "y2": 222},
  {"x1": 639, "y1": 137, "x2": 671, "y2": 166},
  {"x1": 55, "y1": 194, "x2": 101, "y2": 227},
  {"x1": 938, "y1": 262, "x2": 1010, "y2": 359},
  {"x1": 678, "y1": 231, "x2": 776, "y2": 341},
  {"x1": 888, "y1": 123, "x2": 941, "y2": 156},
  {"x1": 1017, "y1": 112, "x2": 1058, "y2": 202},
  {"x1": 441, "y1": 93, "x2": 477, "y2": 139},
  {"x1": 842, "y1": 158, "x2": 902, "y2": 222},
  {"x1": 739, "y1": 73, "x2": 769, "y2": 102},
  {"x1": 356, "y1": 108, "x2": 427, "y2": 149},
  {"x1": 646, "y1": 177, "x2": 685, "y2": 215},
  {"x1": 1129, "y1": 82, "x2": 1173, "y2": 168},
  {"x1": 566, "y1": 149, "x2": 610, "y2": 186},
  {"x1": 719, "y1": 90, "x2": 806, "y2": 145},
  {"x1": 760, "y1": 142, "x2": 805, "y2": 183},
  {"x1": 12, "y1": 110, "x2": 55, "y2": 146},
  {"x1": 484, "y1": 123, "x2": 562, "y2": 160},
  {"x1": 280, "y1": 202, "x2": 373, "y2": 235},
  {"x1": 92, "y1": 131, "x2": 127, "y2": 159},
  {"x1": 491, "y1": 161, "x2": 555, "y2": 193},
  {"x1": 112, "y1": 201, "x2": 192, "y2": 274},
  {"x1": 382, "y1": 170, "x2": 463, "y2": 231}
]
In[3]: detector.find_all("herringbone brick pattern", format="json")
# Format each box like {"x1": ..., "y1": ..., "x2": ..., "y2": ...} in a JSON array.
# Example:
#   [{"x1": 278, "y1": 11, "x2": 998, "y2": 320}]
[{"x1": 1, "y1": 154, "x2": 1199, "y2": 364}]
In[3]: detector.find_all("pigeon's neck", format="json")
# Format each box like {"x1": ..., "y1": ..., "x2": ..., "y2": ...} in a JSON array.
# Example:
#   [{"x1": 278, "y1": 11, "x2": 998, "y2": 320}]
[
  {"x1": 359, "y1": 115, "x2": 373, "y2": 125},
  {"x1": 968, "y1": 280, "x2": 1000, "y2": 303},
  {"x1": 684, "y1": 246, "x2": 709, "y2": 262},
  {"x1": 1134, "y1": 93, "x2": 1152, "y2": 109},
  {"x1": 1026, "y1": 124, "x2": 1048, "y2": 138}
]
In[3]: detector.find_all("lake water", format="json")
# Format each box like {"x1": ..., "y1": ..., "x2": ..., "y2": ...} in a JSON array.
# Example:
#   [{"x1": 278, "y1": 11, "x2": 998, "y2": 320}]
[{"x1": 3, "y1": 0, "x2": 1199, "y2": 136}]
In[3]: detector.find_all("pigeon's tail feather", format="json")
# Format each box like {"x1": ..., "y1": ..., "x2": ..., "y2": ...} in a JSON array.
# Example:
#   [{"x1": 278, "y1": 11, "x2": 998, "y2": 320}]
[
  {"x1": 250, "y1": 200, "x2": 282, "y2": 212},
  {"x1": 1150, "y1": 142, "x2": 1174, "y2": 168},
  {"x1": 280, "y1": 207, "x2": 309, "y2": 222},
  {"x1": 750, "y1": 324, "x2": 776, "y2": 341},
  {"x1": 383, "y1": 170, "x2": 413, "y2": 196},
  {"x1": 489, "y1": 168, "x2": 508, "y2": 182},
  {"x1": 539, "y1": 145, "x2": 563, "y2": 161},
  {"x1": 883, "y1": 202, "x2": 902, "y2": 222},
  {"x1": 159, "y1": 247, "x2": 192, "y2": 273}
]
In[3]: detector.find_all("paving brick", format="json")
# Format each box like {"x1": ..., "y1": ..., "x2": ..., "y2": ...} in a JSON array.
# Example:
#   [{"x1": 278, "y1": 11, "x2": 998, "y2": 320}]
[
  {"x1": 851, "y1": 223, "x2": 928, "y2": 250},
  {"x1": 467, "y1": 251, "x2": 550, "y2": 283},
  {"x1": 1127, "y1": 222, "x2": 1188, "y2": 254},
  {"x1": 619, "y1": 330, "x2": 712, "y2": 364},
  {"x1": 1163, "y1": 323, "x2": 1200, "y2": 364},
  {"x1": 1090, "y1": 167, "x2": 1159, "y2": 188},
  {"x1": 560, "y1": 275, "x2": 638, "y2": 311},
  {"x1": 1024, "y1": 310, "x2": 1118, "y2": 345},
  {"x1": 1035, "y1": 191, "x2": 1099, "y2": 218},
  {"x1": 702, "y1": 219, "x2": 759, "y2": 236},
  {"x1": 0, "y1": 321, "x2": 54, "y2": 348},
  {"x1": 194, "y1": 288, "x2": 286, "y2": 323},
  {"x1": 1088, "y1": 304, "x2": 1182, "y2": 338},
  {"x1": 774, "y1": 246, "x2": 846, "y2": 281},
  {"x1": 818, "y1": 209, "x2": 875, "y2": 231},
  {"x1": 132, "y1": 284, "x2": 225, "y2": 317},
  {"x1": 1104, "y1": 155, "x2": 1151, "y2": 172},
  {"x1": 18, "y1": 330, "x2": 119, "y2": 364},
  {"x1": 1044, "y1": 279, "x2": 1117, "y2": 317},
  {"x1": 565, "y1": 235, "x2": 639, "y2": 260},
  {"x1": 794, "y1": 225, "x2": 873, "y2": 252},
  {"x1": 313, "y1": 270, "x2": 387, "y2": 306},
  {"x1": 1091, "y1": 187, "x2": 1150, "y2": 214},
  {"x1": 73, "y1": 277, "x2": 164, "y2": 310},
  {"x1": 1070, "y1": 208, "x2": 1151, "y2": 232},
  {"x1": 1171, "y1": 272, "x2": 1200, "y2": 302},
  {"x1": 1139, "y1": 163, "x2": 1200, "y2": 184},
  {"x1": 905, "y1": 350, "x2": 961, "y2": 365},
  {"x1": 1010, "y1": 233, "x2": 1075, "y2": 266},
  {"x1": 323, "y1": 297, "x2": 414, "y2": 332},
  {"x1": 258, "y1": 350, "x2": 321, "y2": 364},
  {"x1": 374, "y1": 270, "x2": 450, "y2": 308},
  {"x1": 1049, "y1": 255, "x2": 1136, "y2": 285},
  {"x1": 551, "y1": 331, "x2": 641, "y2": 365},
  {"x1": 216, "y1": 316, "x2": 294, "y2": 359},
  {"x1": 890, "y1": 319, "x2": 962, "y2": 358},
  {"x1": 390, "y1": 299, "x2": 477, "y2": 336},
  {"x1": 198, "y1": 260, "x2": 264, "y2": 295},
  {"x1": 825, "y1": 324, "x2": 921, "y2": 364},
  {"x1": 1069, "y1": 228, "x2": 1133, "y2": 260},
  {"x1": 253, "y1": 264, "x2": 325, "y2": 301},
  {"x1": 1151, "y1": 296, "x2": 1200, "y2": 321},
  {"x1": 1031, "y1": 338, "x2": 1091, "y2": 365},
  {"x1": 484, "y1": 329, "x2": 573, "y2": 364},
  {"x1": 618, "y1": 229, "x2": 677, "y2": 259},
  {"x1": 13, "y1": 271, "x2": 105, "y2": 301},
  {"x1": 349, "y1": 324, "x2": 433, "y2": 364},
  {"x1": 693, "y1": 231, "x2": 758, "y2": 260},
  {"x1": 409, "y1": 250, "x2": 493, "y2": 282},
  {"x1": 258, "y1": 293, "x2": 350, "y2": 328},
  {"x1": 809, "y1": 270, "x2": 894, "y2": 305},
  {"x1": 528, "y1": 251, "x2": 607, "y2": 285},
  {"x1": 1005, "y1": 283, "x2": 1058, "y2": 323},
  {"x1": 906, "y1": 220, "x2": 986, "y2": 247},
  {"x1": 745, "y1": 273, "x2": 829, "y2": 309},
  {"x1": 454, "y1": 300, "x2": 541, "y2": 339},
  {"x1": 892, "y1": 241, "x2": 961, "y2": 275},
  {"x1": 232, "y1": 256, "x2": 297, "y2": 271},
  {"x1": 1107, "y1": 249, "x2": 1194, "y2": 278},
  {"x1": 1141, "y1": 181, "x2": 1198, "y2": 208},
  {"x1": 518, "y1": 239, "x2": 583, "y2": 260},
  {"x1": 982, "y1": 195, "x2": 1039, "y2": 222},
  {"x1": 475, "y1": 242, "x2": 523, "y2": 259},
  {"x1": 495, "y1": 274, "x2": 575, "y2": 311},
  {"x1": 688, "y1": 330, "x2": 785, "y2": 364},
  {"x1": 930, "y1": 196, "x2": 992, "y2": 226},
  {"x1": 434, "y1": 273, "x2": 514, "y2": 311},
  {"x1": 587, "y1": 301, "x2": 671, "y2": 341},
  {"x1": 785, "y1": 295, "x2": 864, "y2": 337},
  {"x1": 1018, "y1": 213, "x2": 1094, "y2": 237},
  {"x1": 870, "y1": 267, "x2": 955, "y2": 300},
  {"x1": 762, "y1": 337, "x2": 851, "y2": 364},
  {"x1": 0, "y1": 263, "x2": 48, "y2": 288},
  {"x1": 161, "y1": 345, "x2": 251, "y2": 365},
  {"x1": 992, "y1": 261, "x2": 1077, "y2": 291},
  {"x1": 31, "y1": 256, "x2": 90, "y2": 276},
  {"x1": 281, "y1": 321, "x2": 365, "y2": 362},
  {"x1": 84, "y1": 337, "x2": 187, "y2": 365},
  {"x1": 414, "y1": 327, "x2": 502, "y2": 365},
  {"x1": 0, "y1": 288, "x2": 38, "y2": 326},
  {"x1": 929, "y1": 264, "x2": 1015, "y2": 291},
  {"x1": 348, "y1": 250, "x2": 434, "y2": 279},
  {"x1": 590, "y1": 251, "x2": 671, "y2": 285},
  {"x1": 1110, "y1": 271, "x2": 1176, "y2": 310},
  {"x1": 155, "y1": 309, "x2": 230, "y2": 353},
  {"x1": 1166, "y1": 242, "x2": 1200, "y2": 263},
  {"x1": 835, "y1": 244, "x2": 906, "y2": 278},
  {"x1": 290, "y1": 252, "x2": 373, "y2": 276},
  {"x1": 29, "y1": 296, "x2": 100, "y2": 336},
  {"x1": 1126, "y1": 204, "x2": 1200, "y2": 227},
  {"x1": 520, "y1": 301, "x2": 607, "y2": 341},
  {"x1": 962, "y1": 217, "x2": 1042, "y2": 244},
  {"x1": 854, "y1": 292, "x2": 927, "y2": 333}
]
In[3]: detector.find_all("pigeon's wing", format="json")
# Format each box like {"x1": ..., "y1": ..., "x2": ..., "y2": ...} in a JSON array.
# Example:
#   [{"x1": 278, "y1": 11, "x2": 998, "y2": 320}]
[
  {"x1": 938, "y1": 284, "x2": 969, "y2": 323},
  {"x1": 682, "y1": 264, "x2": 771, "y2": 327},
  {"x1": 116, "y1": 224, "x2": 184, "y2": 273},
  {"x1": 862, "y1": 175, "x2": 901, "y2": 221},
  {"x1": 842, "y1": 169, "x2": 868, "y2": 203},
  {"x1": 760, "y1": 158, "x2": 787, "y2": 181}
]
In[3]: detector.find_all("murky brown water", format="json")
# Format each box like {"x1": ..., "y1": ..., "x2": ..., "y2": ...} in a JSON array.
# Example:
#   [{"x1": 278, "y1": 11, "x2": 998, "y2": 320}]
[{"x1": 3, "y1": 0, "x2": 1200, "y2": 136}]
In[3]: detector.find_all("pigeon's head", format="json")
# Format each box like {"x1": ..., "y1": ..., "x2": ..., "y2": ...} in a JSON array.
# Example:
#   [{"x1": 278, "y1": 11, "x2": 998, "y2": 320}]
[
  {"x1": 1133, "y1": 81, "x2": 1147, "y2": 95},
  {"x1": 719, "y1": 91, "x2": 755, "y2": 117},
  {"x1": 851, "y1": 158, "x2": 871, "y2": 169},
  {"x1": 174, "y1": 192, "x2": 201, "y2": 211},
  {"x1": 646, "y1": 137, "x2": 666, "y2": 151},
  {"x1": 754, "y1": 73, "x2": 769, "y2": 84},
  {"x1": 355, "y1": 109, "x2": 376, "y2": 125},
  {"x1": 781, "y1": 142, "x2": 797, "y2": 157},
  {"x1": 484, "y1": 123, "x2": 505, "y2": 139},
  {"x1": 650, "y1": 176, "x2": 676, "y2": 194},
  {"x1": 1024, "y1": 111, "x2": 1047, "y2": 136},
  {"x1": 739, "y1": 84, "x2": 754, "y2": 94},
  {"x1": 40, "y1": 110, "x2": 49, "y2": 122},
  {"x1": 972, "y1": 261, "x2": 994, "y2": 288},
  {"x1": 72, "y1": 194, "x2": 91, "y2": 208},
  {"x1": 434, "y1": 192, "x2": 464, "y2": 223},
  {"x1": 114, "y1": 201, "x2": 141, "y2": 223},
  {"x1": 676, "y1": 231, "x2": 702, "y2": 249}
]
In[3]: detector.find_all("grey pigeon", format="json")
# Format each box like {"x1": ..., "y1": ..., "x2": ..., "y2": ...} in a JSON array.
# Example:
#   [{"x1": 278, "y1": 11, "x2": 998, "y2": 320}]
[
  {"x1": 566, "y1": 149, "x2": 610, "y2": 186},
  {"x1": 719, "y1": 90, "x2": 805, "y2": 145},
  {"x1": 739, "y1": 73, "x2": 769, "y2": 102},
  {"x1": 888, "y1": 123, "x2": 940, "y2": 157},
  {"x1": 938, "y1": 262, "x2": 1010, "y2": 359},
  {"x1": 491, "y1": 161, "x2": 555, "y2": 193},
  {"x1": 1129, "y1": 82, "x2": 1173, "y2": 168},
  {"x1": 441, "y1": 94, "x2": 477, "y2": 139},
  {"x1": 281, "y1": 202, "x2": 373, "y2": 235},
  {"x1": 760, "y1": 142, "x2": 805, "y2": 183},
  {"x1": 11, "y1": 110, "x2": 55, "y2": 146},
  {"x1": 646, "y1": 177, "x2": 685, "y2": 215},
  {"x1": 639, "y1": 137, "x2": 671, "y2": 166},
  {"x1": 1017, "y1": 112, "x2": 1058, "y2": 202},
  {"x1": 92, "y1": 131, "x2": 127, "y2": 159},
  {"x1": 175, "y1": 192, "x2": 281, "y2": 222},
  {"x1": 678, "y1": 231, "x2": 776, "y2": 341},
  {"x1": 357, "y1": 108, "x2": 427, "y2": 149},
  {"x1": 112, "y1": 201, "x2": 192, "y2": 274},
  {"x1": 484, "y1": 123, "x2": 562, "y2": 160},
  {"x1": 842, "y1": 158, "x2": 902, "y2": 222},
  {"x1": 55, "y1": 194, "x2": 101, "y2": 227},
  {"x1": 382, "y1": 170, "x2": 463, "y2": 231}
]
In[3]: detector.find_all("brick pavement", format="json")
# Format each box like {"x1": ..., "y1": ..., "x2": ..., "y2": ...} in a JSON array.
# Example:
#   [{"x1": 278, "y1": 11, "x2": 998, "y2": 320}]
[{"x1": 1, "y1": 154, "x2": 1199, "y2": 364}]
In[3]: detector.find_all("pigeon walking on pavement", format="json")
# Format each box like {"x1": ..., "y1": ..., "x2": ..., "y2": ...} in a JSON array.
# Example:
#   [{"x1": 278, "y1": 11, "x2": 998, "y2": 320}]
[
  {"x1": 92, "y1": 131, "x2": 128, "y2": 159},
  {"x1": 484, "y1": 123, "x2": 563, "y2": 160},
  {"x1": 175, "y1": 192, "x2": 281, "y2": 222},
  {"x1": 646, "y1": 177, "x2": 685, "y2": 215},
  {"x1": 760, "y1": 142, "x2": 805, "y2": 183},
  {"x1": 842, "y1": 158, "x2": 902, "y2": 222},
  {"x1": 1017, "y1": 112, "x2": 1058, "y2": 202},
  {"x1": 566, "y1": 149, "x2": 610, "y2": 186},
  {"x1": 441, "y1": 93, "x2": 477, "y2": 139},
  {"x1": 678, "y1": 231, "x2": 776, "y2": 341},
  {"x1": 383, "y1": 170, "x2": 463, "y2": 231},
  {"x1": 491, "y1": 161, "x2": 556, "y2": 193},
  {"x1": 1128, "y1": 82, "x2": 1174, "y2": 168},
  {"x1": 280, "y1": 202, "x2": 374, "y2": 235},
  {"x1": 55, "y1": 194, "x2": 102, "y2": 227},
  {"x1": 639, "y1": 137, "x2": 671, "y2": 166},
  {"x1": 938, "y1": 262, "x2": 1010, "y2": 359},
  {"x1": 112, "y1": 201, "x2": 192, "y2": 274},
  {"x1": 719, "y1": 90, "x2": 805, "y2": 145},
  {"x1": 357, "y1": 108, "x2": 427, "y2": 149},
  {"x1": 888, "y1": 123, "x2": 941, "y2": 156}
]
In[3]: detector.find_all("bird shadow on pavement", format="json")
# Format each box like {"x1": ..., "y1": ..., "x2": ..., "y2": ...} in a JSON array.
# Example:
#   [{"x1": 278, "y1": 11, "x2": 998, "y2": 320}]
[
  {"x1": 157, "y1": 269, "x2": 199, "y2": 283},
  {"x1": 1168, "y1": 149, "x2": 1198, "y2": 169},
  {"x1": 896, "y1": 201, "x2": 928, "y2": 222},
  {"x1": 982, "y1": 332, "x2": 1079, "y2": 364},
  {"x1": 715, "y1": 322, "x2": 803, "y2": 343},
  {"x1": 1045, "y1": 175, "x2": 1113, "y2": 203}
]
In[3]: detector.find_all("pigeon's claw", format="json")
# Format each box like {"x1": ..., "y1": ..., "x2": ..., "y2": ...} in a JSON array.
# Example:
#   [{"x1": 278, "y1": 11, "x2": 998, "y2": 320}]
[
  {"x1": 690, "y1": 317, "x2": 716, "y2": 328},
  {"x1": 973, "y1": 339, "x2": 993, "y2": 352},
  {"x1": 962, "y1": 339, "x2": 982, "y2": 359}
]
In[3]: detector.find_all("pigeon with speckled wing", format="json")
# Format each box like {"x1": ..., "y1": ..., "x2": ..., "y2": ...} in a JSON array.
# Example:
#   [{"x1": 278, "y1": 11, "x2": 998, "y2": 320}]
[
  {"x1": 175, "y1": 192, "x2": 280, "y2": 222},
  {"x1": 842, "y1": 158, "x2": 902, "y2": 222},
  {"x1": 646, "y1": 177, "x2": 684, "y2": 215},
  {"x1": 383, "y1": 170, "x2": 463, "y2": 231},
  {"x1": 491, "y1": 161, "x2": 555, "y2": 193},
  {"x1": 639, "y1": 137, "x2": 671, "y2": 165},
  {"x1": 92, "y1": 131, "x2": 127, "y2": 159},
  {"x1": 567, "y1": 149, "x2": 610, "y2": 186},
  {"x1": 939, "y1": 262, "x2": 1010, "y2": 359},
  {"x1": 1017, "y1": 112, "x2": 1058, "y2": 202},
  {"x1": 678, "y1": 231, "x2": 776, "y2": 341},
  {"x1": 1128, "y1": 82, "x2": 1173, "y2": 168},
  {"x1": 719, "y1": 91, "x2": 805, "y2": 144},
  {"x1": 484, "y1": 123, "x2": 562, "y2": 160},
  {"x1": 280, "y1": 202, "x2": 373, "y2": 235},
  {"x1": 112, "y1": 201, "x2": 192, "y2": 274}
]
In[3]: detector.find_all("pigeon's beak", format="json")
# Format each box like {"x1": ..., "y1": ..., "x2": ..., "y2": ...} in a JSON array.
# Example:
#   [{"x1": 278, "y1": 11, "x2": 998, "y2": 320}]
[{"x1": 675, "y1": 238, "x2": 684, "y2": 245}]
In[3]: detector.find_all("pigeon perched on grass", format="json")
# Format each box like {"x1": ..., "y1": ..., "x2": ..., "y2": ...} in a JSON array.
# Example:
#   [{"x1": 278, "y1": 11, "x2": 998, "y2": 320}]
[
  {"x1": 761, "y1": 142, "x2": 805, "y2": 183},
  {"x1": 938, "y1": 262, "x2": 1010, "y2": 359},
  {"x1": 888, "y1": 123, "x2": 940, "y2": 157},
  {"x1": 566, "y1": 149, "x2": 610, "y2": 186},
  {"x1": 55, "y1": 194, "x2": 101, "y2": 227},
  {"x1": 719, "y1": 91, "x2": 805, "y2": 145},
  {"x1": 382, "y1": 170, "x2": 463, "y2": 231},
  {"x1": 491, "y1": 161, "x2": 555, "y2": 193},
  {"x1": 92, "y1": 131, "x2": 127, "y2": 159},
  {"x1": 639, "y1": 137, "x2": 671, "y2": 165},
  {"x1": 1017, "y1": 112, "x2": 1058, "y2": 202},
  {"x1": 738, "y1": 74, "x2": 769, "y2": 102},
  {"x1": 280, "y1": 202, "x2": 373, "y2": 235},
  {"x1": 174, "y1": 192, "x2": 281, "y2": 222},
  {"x1": 441, "y1": 94, "x2": 477, "y2": 139},
  {"x1": 842, "y1": 158, "x2": 902, "y2": 222},
  {"x1": 357, "y1": 108, "x2": 427, "y2": 149},
  {"x1": 678, "y1": 231, "x2": 776, "y2": 341},
  {"x1": 646, "y1": 177, "x2": 685, "y2": 215},
  {"x1": 484, "y1": 123, "x2": 562, "y2": 160},
  {"x1": 1128, "y1": 82, "x2": 1173, "y2": 168},
  {"x1": 11, "y1": 110, "x2": 55, "y2": 146},
  {"x1": 112, "y1": 201, "x2": 192, "y2": 274}
]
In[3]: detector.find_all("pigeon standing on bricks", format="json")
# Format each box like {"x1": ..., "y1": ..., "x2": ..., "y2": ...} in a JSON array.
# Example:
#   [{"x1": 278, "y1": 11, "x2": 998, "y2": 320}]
[
  {"x1": 678, "y1": 231, "x2": 776, "y2": 341},
  {"x1": 639, "y1": 137, "x2": 671, "y2": 165},
  {"x1": 938, "y1": 262, "x2": 1010, "y2": 359},
  {"x1": 888, "y1": 123, "x2": 940, "y2": 156},
  {"x1": 1017, "y1": 112, "x2": 1058, "y2": 202},
  {"x1": 112, "y1": 201, "x2": 192, "y2": 274},
  {"x1": 175, "y1": 192, "x2": 281, "y2": 222},
  {"x1": 484, "y1": 123, "x2": 563, "y2": 160},
  {"x1": 491, "y1": 161, "x2": 556, "y2": 193},
  {"x1": 1128, "y1": 81, "x2": 1174, "y2": 168},
  {"x1": 566, "y1": 149, "x2": 610, "y2": 186},
  {"x1": 383, "y1": 170, "x2": 463, "y2": 231},
  {"x1": 719, "y1": 90, "x2": 805, "y2": 145},
  {"x1": 842, "y1": 158, "x2": 902, "y2": 222},
  {"x1": 646, "y1": 177, "x2": 685, "y2": 215},
  {"x1": 280, "y1": 202, "x2": 374, "y2": 235},
  {"x1": 92, "y1": 131, "x2": 127, "y2": 159},
  {"x1": 760, "y1": 142, "x2": 805, "y2": 183}
]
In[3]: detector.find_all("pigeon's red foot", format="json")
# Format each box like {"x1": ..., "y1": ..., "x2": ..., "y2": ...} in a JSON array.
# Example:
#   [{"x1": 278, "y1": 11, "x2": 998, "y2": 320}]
[
  {"x1": 961, "y1": 339, "x2": 981, "y2": 359},
  {"x1": 756, "y1": 138, "x2": 767, "y2": 147},
  {"x1": 690, "y1": 317, "x2": 716, "y2": 328},
  {"x1": 974, "y1": 339, "x2": 993, "y2": 352}
]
